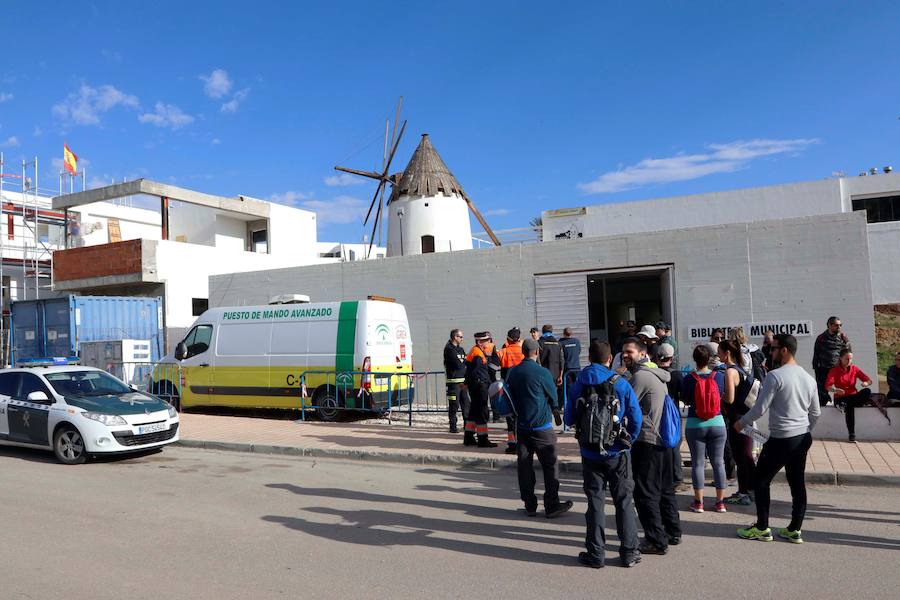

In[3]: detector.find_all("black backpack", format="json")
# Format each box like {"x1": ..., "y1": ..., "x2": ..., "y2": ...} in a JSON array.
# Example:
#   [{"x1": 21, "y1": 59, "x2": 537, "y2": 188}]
[{"x1": 575, "y1": 375, "x2": 625, "y2": 450}]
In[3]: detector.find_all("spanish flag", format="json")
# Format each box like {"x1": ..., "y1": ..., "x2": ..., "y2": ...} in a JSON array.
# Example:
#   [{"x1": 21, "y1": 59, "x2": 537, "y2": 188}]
[{"x1": 63, "y1": 144, "x2": 78, "y2": 176}]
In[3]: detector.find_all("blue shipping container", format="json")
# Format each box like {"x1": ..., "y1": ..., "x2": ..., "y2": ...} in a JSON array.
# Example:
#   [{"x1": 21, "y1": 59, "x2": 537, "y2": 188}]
[{"x1": 11, "y1": 295, "x2": 164, "y2": 364}]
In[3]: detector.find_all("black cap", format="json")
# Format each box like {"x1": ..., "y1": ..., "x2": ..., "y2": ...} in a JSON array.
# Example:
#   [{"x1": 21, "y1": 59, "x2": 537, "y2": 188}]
[{"x1": 507, "y1": 327, "x2": 521, "y2": 341}]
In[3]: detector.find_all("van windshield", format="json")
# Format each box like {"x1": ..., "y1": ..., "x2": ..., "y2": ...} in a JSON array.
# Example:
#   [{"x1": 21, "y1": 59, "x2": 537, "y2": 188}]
[{"x1": 45, "y1": 370, "x2": 132, "y2": 397}]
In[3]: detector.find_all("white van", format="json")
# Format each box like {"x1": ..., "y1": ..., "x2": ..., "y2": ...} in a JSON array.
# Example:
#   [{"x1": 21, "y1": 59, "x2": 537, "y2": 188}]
[{"x1": 151, "y1": 299, "x2": 413, "y2": 420}]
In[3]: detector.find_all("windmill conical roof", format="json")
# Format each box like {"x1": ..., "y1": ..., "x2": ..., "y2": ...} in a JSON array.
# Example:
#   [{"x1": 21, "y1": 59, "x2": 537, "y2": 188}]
[{"x1": 394, "y1": 134, "x2": 466, "y2": 199}]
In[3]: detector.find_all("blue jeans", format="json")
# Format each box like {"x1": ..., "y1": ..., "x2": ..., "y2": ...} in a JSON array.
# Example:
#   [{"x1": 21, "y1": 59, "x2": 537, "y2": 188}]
[{"x1": 686, "y1": 426, "x2": 728, "y2": 490}]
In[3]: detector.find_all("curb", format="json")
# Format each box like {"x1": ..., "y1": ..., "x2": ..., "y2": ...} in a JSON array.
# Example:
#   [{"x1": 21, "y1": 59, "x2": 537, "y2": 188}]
[{"x1": 174, "y1": 439, "x2": 900, "y2": 486}]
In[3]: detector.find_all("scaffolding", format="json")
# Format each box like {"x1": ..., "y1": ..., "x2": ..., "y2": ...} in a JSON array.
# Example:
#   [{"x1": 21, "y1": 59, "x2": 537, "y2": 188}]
[{"x1": 0, "y1": 152, "x2": 72, "y2": 365}]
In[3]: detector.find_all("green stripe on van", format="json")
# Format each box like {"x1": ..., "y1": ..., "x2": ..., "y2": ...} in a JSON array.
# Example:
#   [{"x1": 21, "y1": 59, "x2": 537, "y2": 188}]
[{"x1": 335, "y1": 301, "x2": 359, "y2": 374}]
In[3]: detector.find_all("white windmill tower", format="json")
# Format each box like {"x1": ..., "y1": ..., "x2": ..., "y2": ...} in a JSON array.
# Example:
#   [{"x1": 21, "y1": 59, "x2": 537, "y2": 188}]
[{"x1": 334, "y1": 99, "x2": 500, "y2": 257}]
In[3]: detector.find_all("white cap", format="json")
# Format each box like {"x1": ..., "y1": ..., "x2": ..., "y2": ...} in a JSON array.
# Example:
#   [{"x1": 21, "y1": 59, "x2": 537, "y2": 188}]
[{"x1": 638, "y1": 325, "x2": 659, "y2": 340}]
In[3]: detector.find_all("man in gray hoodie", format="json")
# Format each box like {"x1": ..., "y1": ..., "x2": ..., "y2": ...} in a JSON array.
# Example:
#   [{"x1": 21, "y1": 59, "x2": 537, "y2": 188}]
[{"x1": 621, "y1": 338, "x2": 682, "y2": 556}]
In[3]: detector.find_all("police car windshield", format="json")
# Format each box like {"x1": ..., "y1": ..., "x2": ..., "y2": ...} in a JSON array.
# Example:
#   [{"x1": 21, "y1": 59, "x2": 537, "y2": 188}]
[{"x1": 44, "y1": 371, "x2": 132, "y2": 397}]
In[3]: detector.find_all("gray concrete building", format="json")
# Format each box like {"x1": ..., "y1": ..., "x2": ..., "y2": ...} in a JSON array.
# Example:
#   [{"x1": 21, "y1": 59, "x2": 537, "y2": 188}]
[{"x1": 209, "y1": 211, "x2": 877, "y2": 388}]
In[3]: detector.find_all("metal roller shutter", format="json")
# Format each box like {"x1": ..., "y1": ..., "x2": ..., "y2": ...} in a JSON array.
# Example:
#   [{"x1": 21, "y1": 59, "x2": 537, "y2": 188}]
[{"x1": 534, "y1": 273, "x2": 590, "y2": 367}]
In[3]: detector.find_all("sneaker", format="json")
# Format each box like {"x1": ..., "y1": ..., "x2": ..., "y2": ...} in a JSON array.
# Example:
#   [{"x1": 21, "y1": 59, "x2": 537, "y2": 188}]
[
  {"x1": 577, "y1": 552, "x2": 604, "y2": 568},
  {"x1": 638, "y1": 541, "x2": 668, "y2": 555},
  {"x1": 622, "y1": 553, "x2": 642, "y2": 568},
  {"x1": 477, "y1": 439, "x2": 498, "y2": 448},
  {"x1": 714, "y1": 501, "x2": 727, "y2": 513},
  {"x1": 522, "y1": 506, "x2": 538, "y2": 517},
  {"x1": 668, "y1": 535, "x2": 682, "y2": 546},
  {"x1": 689, "y1": 500, "x2": 704, "y2": 513},
  {"x1": 777, "y1": 528, "x2": 804, "y2": 544},
  {"x1": 736, "y1": 525, "x2": 773, "y2": 542},
  {"x1": 849, "y1": 435, "x2": 857, "y2": 443},
  {"x1": 504, "y1": 445, "x2": 517, "y2": 454},
  {"x1": 546, "y1": 500, "x2": 574, "y2": 519}
]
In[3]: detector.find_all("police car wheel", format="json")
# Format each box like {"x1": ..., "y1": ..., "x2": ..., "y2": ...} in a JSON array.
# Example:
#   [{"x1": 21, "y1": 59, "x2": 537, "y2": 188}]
[{"x1": 53, "y1": 426, "x2": 87, "y2": 465}]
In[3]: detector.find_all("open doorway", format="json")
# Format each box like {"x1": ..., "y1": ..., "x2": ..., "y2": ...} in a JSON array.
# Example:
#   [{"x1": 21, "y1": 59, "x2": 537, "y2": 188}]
[{"x1": 586, "y1": 268, "x2": 673, "y2": 346}]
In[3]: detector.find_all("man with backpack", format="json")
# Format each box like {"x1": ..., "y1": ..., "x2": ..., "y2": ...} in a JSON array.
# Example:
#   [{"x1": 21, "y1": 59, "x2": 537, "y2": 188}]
[
  {"x1": 565, "y1": 341, "x2": 643, "y2": 568},
  {"x1": 621, "y1": 337, "x2": 682, "y2": 556},
  {"x1": 505, "y1": 338, "x2": 574, "y2": 519}
]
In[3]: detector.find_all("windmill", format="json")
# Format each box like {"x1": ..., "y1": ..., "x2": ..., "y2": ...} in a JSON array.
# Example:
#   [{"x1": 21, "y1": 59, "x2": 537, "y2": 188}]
[
  {"x1": 333, "y1": 98, "x2": 407, "y2": 258},
  {"x1": 334, "y1": 98, "x2": 501, "y2": 258}
]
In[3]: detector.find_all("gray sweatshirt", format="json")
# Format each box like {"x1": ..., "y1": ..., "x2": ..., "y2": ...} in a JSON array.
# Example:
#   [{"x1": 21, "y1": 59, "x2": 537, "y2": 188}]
[
  {"x1": 629, "y1": 364, "x2": 672, "y2": 445},
  {"x1": 740, "y1": 364, "x2": 820, "y2": 438}
]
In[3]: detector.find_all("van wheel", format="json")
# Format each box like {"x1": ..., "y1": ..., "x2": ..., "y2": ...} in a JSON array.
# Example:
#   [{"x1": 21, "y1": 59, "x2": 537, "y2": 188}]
[
  {"x1": 313, "y1": 386, "x2": 341, "y2": 422},
  {"x1": 54, "y1": 425, "x2": 87, "y2": 465},
  {"x1": 153, "y1": 382, "x2": 181, "y2": 411}
]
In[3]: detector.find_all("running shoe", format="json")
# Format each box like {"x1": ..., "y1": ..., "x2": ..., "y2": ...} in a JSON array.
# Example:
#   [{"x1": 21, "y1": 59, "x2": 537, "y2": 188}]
[
  {"x1": 689, "y1": 500, "x2": 704, "y2": 513},
  {"x1": 714, "y1": 501, "x2": 727, "y2": 513},
  {"x1": 736, "y1": 525, "x2": 773, "y2": 542},
  {"x1": 777, "y1": 528, "x2": 804, "y2": 544}
]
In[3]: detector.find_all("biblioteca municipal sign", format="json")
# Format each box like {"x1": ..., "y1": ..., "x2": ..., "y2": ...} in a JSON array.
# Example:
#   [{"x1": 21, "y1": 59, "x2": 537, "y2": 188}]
[{"x1": 687, "y1": 321, "x2": 813, "y2": 342}]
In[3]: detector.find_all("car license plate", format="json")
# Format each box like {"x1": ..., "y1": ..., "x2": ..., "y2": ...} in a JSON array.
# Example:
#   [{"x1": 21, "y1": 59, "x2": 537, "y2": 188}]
[{"x1": 136, "y1": 422, "x2": 167, "y2": 435}]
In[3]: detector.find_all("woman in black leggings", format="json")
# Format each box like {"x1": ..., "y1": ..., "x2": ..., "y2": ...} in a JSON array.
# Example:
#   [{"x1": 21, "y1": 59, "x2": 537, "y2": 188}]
[
  {"x1": 720, "y1": 341, "x2": 756, "y2": 505},
  {"x1": 825, "y1": 349, "x2": 872, "y2": 443}
]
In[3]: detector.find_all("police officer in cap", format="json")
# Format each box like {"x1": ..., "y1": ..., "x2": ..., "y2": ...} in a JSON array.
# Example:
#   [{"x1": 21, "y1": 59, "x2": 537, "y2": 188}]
[{"x1": 464, "y1": 331, "x2": 501, "y2": 447}]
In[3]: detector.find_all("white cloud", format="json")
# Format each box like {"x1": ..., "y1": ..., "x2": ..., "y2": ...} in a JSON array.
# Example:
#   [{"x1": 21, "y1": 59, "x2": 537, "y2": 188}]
[
  {"x1": 51, "y1": 83, "x2": 139, "y2": 125},
  {"x1": 1, "y1": 136, "x2": 19, "y2": 147},
  {"x1": 577, "y1": 138, "x2": 820, "y2": 194},
  {"x1": 324, "y1": 172, "x2": 366, "y2": 187},
  {"x1": 211, "y1": 138, "x2": 221, "y2": 145},
  {"x1": 138, "y1": 102, "x2": 195, "y2": 130},
  {"x1": 220, "y1": 87, "x2": 249, "y2": 114},
  {"x1": 483, "y1": 208, "x2": 512, "y2": 217},
  {"x1": 0, "y1": 92, "x2": 12, "y2": 103},
  {"x1": 200, "y1": 69, "x2": 232, "y2": 99},
  {"x1": 32, "y1": 125, "x2": 43, "y2": 137},
  {"x1": 271, "y1": 192, "x2": 370, "y2": 225},
  {"x1": 269, "y1": 190, "x2": 311, "y2": 204}
]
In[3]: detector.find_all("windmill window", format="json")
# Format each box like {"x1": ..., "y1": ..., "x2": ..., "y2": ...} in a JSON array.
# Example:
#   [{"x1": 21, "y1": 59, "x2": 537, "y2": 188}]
[{"x1": 421, "y1": 235, "x2": 435, "y2": 254}]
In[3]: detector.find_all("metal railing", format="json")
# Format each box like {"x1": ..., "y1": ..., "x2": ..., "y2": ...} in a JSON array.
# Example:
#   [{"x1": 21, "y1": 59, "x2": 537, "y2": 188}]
[{"x1": 298, "y1": 369, "x2": 446, "y2": 425}]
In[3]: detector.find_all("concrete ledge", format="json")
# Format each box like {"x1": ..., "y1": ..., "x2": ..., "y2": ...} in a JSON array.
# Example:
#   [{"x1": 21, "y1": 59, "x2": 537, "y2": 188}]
[{"x1": 174, "y1": 439, "x2": 899, "y2": 486}]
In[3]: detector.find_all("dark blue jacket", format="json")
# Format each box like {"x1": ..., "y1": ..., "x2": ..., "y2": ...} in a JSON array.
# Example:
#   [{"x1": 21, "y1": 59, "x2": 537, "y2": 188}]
[
  {"x1": 559, "y1": 337, "x2": 582, "y2": 372},
  {"x1": 505, "y1": 359, "x2": 555, "y2": 431},
  {"x1": 564, "y1": 363, "x2": 642, "y2": 459}
]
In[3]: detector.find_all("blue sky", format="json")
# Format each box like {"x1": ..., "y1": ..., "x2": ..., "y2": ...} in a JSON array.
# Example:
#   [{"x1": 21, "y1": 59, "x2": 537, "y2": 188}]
[{"x1": 1, "y1": 1, "x2": 899, "y2": 242}]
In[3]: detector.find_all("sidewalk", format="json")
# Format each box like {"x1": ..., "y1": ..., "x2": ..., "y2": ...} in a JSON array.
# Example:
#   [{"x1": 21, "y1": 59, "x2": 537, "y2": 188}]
[{"x1": 175, "y1": 413, "x2": 900, "y2": 486}]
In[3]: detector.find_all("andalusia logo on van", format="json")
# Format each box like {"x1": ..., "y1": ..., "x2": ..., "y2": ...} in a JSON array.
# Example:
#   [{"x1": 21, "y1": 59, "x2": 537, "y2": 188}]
[{"x1": 375, "y1": 323, "x2": 392, "y2": 345}]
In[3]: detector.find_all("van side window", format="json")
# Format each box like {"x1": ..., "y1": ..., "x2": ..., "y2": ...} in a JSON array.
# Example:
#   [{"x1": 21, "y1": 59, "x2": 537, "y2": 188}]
[{"x1": 184, "y1": 325, "x2": 213, "y2": 358}]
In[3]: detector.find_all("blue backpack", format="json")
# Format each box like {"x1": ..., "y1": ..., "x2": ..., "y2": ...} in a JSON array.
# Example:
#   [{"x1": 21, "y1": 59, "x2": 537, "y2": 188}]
[{"x1": 658, "y1": 393, "x2": 682, "y2": 449}]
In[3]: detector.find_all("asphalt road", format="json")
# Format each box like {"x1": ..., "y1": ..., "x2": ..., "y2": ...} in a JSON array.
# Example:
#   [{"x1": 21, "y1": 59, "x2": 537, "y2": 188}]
[{"x1": 1, "y1": 445, "x2": 897, "y2": 600}]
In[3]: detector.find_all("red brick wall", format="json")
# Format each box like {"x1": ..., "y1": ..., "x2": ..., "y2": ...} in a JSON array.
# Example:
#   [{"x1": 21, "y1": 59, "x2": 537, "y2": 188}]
[{"x1": 53, "y1": 239, "x2": 143, "y2": 282}]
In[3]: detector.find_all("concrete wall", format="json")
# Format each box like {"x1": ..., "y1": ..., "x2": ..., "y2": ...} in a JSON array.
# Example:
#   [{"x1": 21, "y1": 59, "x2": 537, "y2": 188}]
[
  {"x1": 867, "y1": 222, "x2": 900, "y2": 305},
  {"x1": 543, "y1": 179, "x2": 845, "y2": 240},
  {"x1": 214, "y1": 215, "x2": 246, "y2": 252},
  {"x1": 209, "y1": 212, "x2": 878, "y2": 388},
  {"x1": 71, "y1": 201, "x2": 161, "y2": 246}
]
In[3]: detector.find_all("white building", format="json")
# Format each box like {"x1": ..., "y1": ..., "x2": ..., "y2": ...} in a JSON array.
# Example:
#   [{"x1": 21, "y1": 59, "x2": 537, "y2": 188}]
[
  {"x1": 50, "y1": 179, "x2": 381, "y2": 346},
  {"x1": 542, "y1": 171, "x2": 900, "y2": 304}
]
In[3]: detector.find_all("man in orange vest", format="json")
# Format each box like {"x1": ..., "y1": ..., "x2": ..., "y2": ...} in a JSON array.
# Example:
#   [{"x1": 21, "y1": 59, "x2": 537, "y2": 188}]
[
  {"x1": 500, "y1": 327, "x2": 525, "y2": 454},
  {"x1": 464, "y1": 331, "x2": 501, "y2": 448}
]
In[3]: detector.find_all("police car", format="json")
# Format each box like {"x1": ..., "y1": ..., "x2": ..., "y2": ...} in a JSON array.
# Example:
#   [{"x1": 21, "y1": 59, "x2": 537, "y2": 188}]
[{"x1": 0, "y1": 365, "x2": 179, "y2": 464}]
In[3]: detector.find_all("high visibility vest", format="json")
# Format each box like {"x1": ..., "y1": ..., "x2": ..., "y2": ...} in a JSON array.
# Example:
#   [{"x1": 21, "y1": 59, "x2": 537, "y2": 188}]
[{"x1": 500, "y1": 342, "x2": 524, "y2": 369}]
